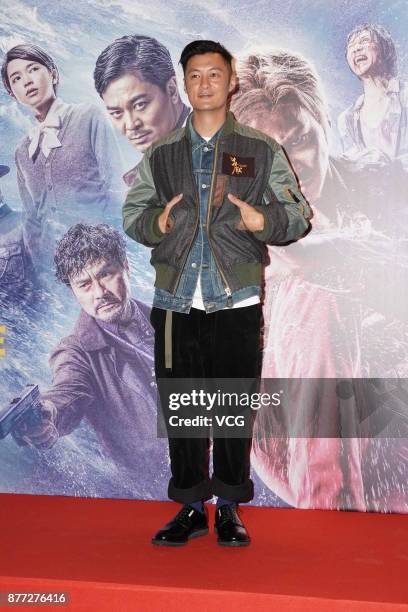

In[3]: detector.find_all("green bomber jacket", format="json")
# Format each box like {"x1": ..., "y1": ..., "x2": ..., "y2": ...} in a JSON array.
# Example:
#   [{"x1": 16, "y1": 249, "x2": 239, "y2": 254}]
[{"x1": 123, "y1": 111, "x2": 312, "y2": 295}]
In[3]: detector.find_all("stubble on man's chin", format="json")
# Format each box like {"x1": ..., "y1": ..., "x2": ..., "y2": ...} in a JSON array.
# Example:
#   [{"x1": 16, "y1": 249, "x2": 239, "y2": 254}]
[{"x1": 96, "y1": 298, "x2": 132, "y2": 323}]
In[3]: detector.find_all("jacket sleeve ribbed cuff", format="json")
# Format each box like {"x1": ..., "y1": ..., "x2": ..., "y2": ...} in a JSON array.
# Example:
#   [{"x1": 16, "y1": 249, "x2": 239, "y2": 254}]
[
  {"x1": 147, "y1": 208, "x2": 166, "y2": 244},
  {"x1": 252, "y1": 206, "x2": 272, "y2": 242}
]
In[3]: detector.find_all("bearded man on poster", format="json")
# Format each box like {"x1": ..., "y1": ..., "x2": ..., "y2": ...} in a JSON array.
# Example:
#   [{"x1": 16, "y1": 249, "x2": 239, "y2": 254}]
[{"x1": 123, "y1": 40, "x2": 311, "y2": 547}]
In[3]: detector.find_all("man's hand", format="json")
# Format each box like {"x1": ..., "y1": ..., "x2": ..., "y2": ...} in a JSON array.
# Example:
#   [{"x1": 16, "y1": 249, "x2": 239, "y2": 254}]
[
  {"x1": 228, "y1": 193, "x2": 265, "y2": 232},
  {"x1": 158, "y1": 193, "x2": 183, "y2": 234},
  {"x1": 11, "y1": 400, "x2": 59, "y2": 451}
]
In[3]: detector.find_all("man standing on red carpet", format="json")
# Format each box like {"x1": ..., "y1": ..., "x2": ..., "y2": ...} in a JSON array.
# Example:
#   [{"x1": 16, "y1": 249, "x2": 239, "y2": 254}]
[{"x1": 123, "y1": 40, "x2": 311, "y2": 546}]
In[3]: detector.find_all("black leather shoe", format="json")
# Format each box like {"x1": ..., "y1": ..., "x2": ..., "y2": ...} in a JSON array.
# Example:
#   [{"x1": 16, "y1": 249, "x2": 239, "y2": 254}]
[
  {"x1": 152, "y1": 505, "x2": 209, "y2": 546},
  {"x1": 214, "y1": 504, "x2": 250, "y2": 547}
]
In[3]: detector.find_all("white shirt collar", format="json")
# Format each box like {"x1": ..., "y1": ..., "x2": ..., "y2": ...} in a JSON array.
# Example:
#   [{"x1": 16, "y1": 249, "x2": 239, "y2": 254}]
[{"x1": 28, "y1": 98, "x2": 69, "y2": 159}]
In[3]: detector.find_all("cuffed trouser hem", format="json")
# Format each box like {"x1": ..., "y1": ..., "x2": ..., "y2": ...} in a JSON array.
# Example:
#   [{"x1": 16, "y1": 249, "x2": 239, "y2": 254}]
[
  {"x1": 211, "y1": 475, "x2": 254, "y2": 503},
  {"x1": 168, "y1": 477, "x2": 212, "y2": 504}
]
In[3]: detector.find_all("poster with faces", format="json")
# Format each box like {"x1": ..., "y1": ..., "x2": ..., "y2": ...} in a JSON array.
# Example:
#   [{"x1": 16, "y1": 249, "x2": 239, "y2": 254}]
[{"x1": 0, "y1": 0, "x2": 407, "y2": 513}]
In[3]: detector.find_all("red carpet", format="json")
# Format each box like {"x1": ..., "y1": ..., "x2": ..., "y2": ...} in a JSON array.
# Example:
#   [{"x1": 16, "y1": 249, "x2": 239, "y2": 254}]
[{"x1": 1, "y1": 493, "x2": 407, "y2": 611}]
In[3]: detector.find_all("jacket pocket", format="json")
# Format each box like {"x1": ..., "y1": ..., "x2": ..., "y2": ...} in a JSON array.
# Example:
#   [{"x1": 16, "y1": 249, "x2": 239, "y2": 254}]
[
  {"x1": 166, "y1": 199, "x2": 190, "y2": 233},
  {"x1": 151, "y1": 199, "x2": 197, "y2": 267},
  {"x1": 213, "y1": 175, "x2": 228, "y2": 209}
]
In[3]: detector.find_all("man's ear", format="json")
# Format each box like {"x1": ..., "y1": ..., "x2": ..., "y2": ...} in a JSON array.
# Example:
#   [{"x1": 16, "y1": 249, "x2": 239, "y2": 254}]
[
  {"x1": 228, "y1": 71, "x2": 238, "y2": 95},
  {"x1": 166, "y1": 76, "x2": 180, "y2": 104}
]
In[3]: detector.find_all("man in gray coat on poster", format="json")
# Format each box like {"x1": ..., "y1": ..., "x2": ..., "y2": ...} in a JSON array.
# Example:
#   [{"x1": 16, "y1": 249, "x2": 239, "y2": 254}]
[{"x1": 12, "y1": 223, "x2": 166, "y2": 480}]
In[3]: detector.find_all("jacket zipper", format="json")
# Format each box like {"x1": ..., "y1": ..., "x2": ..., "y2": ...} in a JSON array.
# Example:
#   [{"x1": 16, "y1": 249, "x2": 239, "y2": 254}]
[{"x1": 206, "y1": 139, "x2": 233, "y2": 306}]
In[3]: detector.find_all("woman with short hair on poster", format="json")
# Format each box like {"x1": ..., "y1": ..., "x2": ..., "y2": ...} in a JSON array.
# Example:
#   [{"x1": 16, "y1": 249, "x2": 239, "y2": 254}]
[
  {"x1": 1, "y1": 44, "x2": 124, "y2": 271},
  {"x1": 338, "y1": 24, "x2": 408, "y2": 170}
]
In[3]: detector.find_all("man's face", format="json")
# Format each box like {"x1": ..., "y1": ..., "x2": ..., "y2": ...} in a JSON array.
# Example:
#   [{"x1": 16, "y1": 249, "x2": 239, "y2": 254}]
[
  {"x1": 7, "y1": 58, "x2": 55, "y2": 111},
  {"x1": 102, "y1": 72, "x2": 180, "y2": 152},
  {"x1": 70, "y1": 258, "x2": 131, "y2": 322},
  {"x1": 247, "y1": 101, "x2": 329, "y2": 202},
  {"x1": 346, "y1": 30, "x2": 381, "y2": 78},
  {"x1": 184, "y1": 52, "x2": 236, "y2": 113}
]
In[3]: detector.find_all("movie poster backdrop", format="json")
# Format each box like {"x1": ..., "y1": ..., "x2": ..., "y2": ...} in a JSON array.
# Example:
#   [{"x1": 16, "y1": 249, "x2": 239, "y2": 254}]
[{"x1": 1, "y1": 0, "x2": 407, "y2": 512}]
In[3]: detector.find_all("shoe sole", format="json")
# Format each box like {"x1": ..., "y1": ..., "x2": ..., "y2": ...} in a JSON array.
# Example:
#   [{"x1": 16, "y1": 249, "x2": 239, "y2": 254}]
[
  {"x1": 151, "y1": 527, "x2": 209, "y2": 547},
  {"x1": 216, "y1": 539, "x2": 250, "y2": 547}
]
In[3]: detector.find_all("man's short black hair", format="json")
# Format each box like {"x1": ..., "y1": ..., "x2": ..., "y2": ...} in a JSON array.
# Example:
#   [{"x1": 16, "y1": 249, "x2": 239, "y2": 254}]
[
  {"x1": 179, "y1": 40, "x2": 233, "y2": 74},
  {"x1": 55, "y1": 224, "x2": 127, "y2": 286},
  {"x1": 94, "y1": 34, "x2": 176, "y2": 97}
]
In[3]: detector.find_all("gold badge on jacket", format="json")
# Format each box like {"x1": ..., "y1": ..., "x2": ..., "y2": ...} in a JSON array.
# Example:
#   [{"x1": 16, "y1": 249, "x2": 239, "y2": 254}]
[{"x1": 222, "y1": 153, "x2": 255, "y2": 177}]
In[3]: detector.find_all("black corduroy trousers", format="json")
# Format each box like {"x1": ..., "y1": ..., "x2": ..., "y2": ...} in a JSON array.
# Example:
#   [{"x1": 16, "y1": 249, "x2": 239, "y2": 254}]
[{"x1": 150, "y1": 304, "x2": 262, "y2": 504}]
